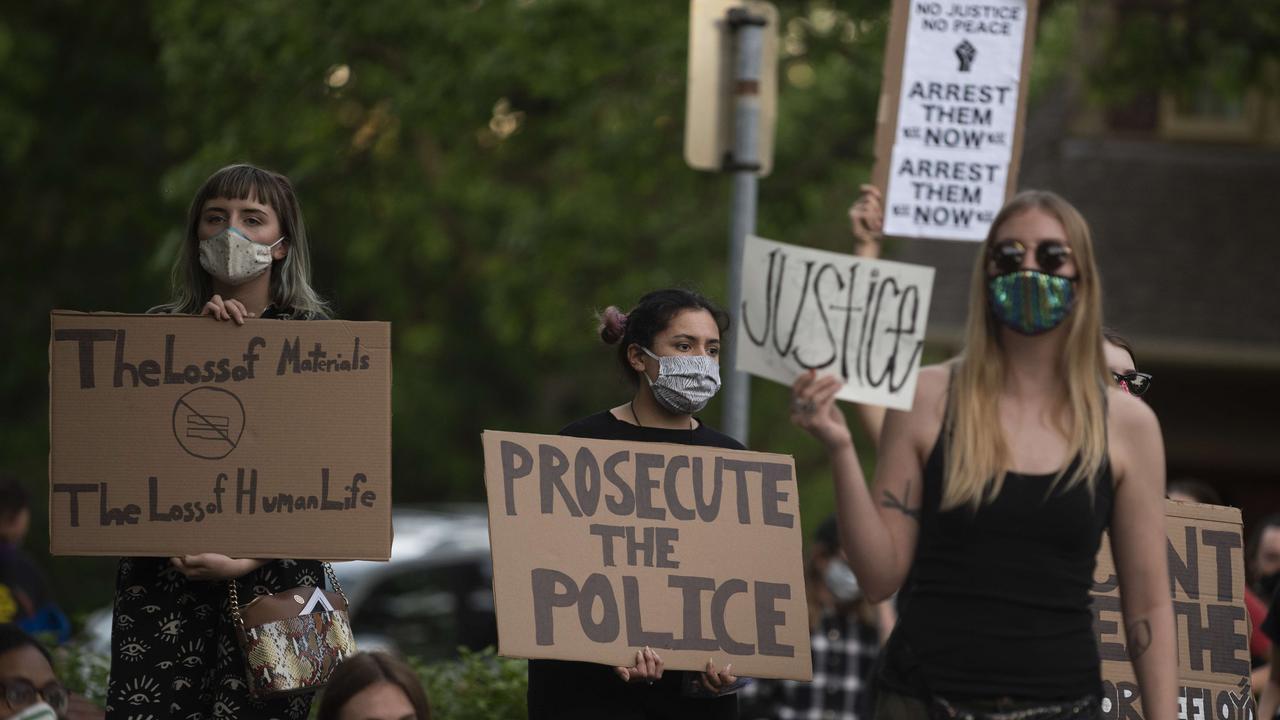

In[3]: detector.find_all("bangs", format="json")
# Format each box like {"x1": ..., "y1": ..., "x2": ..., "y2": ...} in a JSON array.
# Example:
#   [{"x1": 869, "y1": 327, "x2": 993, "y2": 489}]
[{"x1": 194, "y1": 164, "x2": 292, "y2": 217}]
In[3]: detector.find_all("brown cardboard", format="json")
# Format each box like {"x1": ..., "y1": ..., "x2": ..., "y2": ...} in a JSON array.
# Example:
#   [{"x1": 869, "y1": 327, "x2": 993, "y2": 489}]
[
  {"x1": 871, "y1": 0, "x2": 1039, "y2": 214},
  {"x1": 1092, "y1": 500, "x2": 1254, "y2": 718},
  {"x1": 481, "y1": 430, "x2": 813, "y2": 681},
  {"x1": 48, "y1": 311, "x2": 392, "y2": 560}
]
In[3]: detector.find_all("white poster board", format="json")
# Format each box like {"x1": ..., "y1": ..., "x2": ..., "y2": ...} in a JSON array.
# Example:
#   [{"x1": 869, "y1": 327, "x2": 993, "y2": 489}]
[
  {"x1": 881, "y1": 0, "x2": 1031, "y2": 241},
  {"x1": 736, "y1": 236, "x2": 935, "y2": 410}
]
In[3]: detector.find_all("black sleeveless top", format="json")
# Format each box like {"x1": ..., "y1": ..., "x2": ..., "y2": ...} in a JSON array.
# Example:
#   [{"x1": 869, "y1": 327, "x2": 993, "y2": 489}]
[{"x1": 878, "y1": 429, "x2": 1114, "y2": 700}]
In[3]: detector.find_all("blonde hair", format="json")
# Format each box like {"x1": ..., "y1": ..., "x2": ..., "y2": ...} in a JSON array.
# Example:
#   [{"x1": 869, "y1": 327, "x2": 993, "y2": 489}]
[
  {"x1": 151, "y1": 163, "x2": 330, "y2": 318},
  {"x1": 943, "y1": 190, "x2": 1109, "y2": 511}
]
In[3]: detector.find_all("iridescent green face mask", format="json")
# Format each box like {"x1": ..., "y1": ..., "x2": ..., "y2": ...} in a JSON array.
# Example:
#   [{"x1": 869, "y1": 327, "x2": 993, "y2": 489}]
[{"x1": 987, "y1": 270, "x2": 1076, "y2": 335}]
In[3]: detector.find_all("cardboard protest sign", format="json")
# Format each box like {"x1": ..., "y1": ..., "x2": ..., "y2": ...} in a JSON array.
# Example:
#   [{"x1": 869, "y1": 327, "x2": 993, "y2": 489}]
[
  {"x1": 49, "y1": 311, "x2": 392, "y2": 560},
  {"x1": 872, "y1": 0, "x2": 1039, "y2": 241},
  {"x1": 1091, "y1": 501, "x2": 1254, "y2": 719},
  {"x1": 481, "y1": 430, "x2": 812, "y2": 680},
  {"x1": 736, "y1": 235, "x2": 935, "y2": 410}
]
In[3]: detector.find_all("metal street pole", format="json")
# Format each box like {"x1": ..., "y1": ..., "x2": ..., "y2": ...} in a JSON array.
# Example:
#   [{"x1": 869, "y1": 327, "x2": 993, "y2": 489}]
[{"x1": 721, "y1": 7, "x2": 765, "y2": 446}]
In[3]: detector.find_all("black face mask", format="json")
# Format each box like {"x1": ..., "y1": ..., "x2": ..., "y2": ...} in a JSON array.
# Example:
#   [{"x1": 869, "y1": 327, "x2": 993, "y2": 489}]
[{"x1": 1259, "y1": 572, "x2": 1280, "y2": 601}]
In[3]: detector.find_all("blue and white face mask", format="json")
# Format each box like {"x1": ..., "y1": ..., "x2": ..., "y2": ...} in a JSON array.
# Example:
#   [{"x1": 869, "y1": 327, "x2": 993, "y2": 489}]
[
  {"x1": 987, "y1": 270, "x2": 1076, "y2": 336},
  {"x1": 641, "y1": 347, "x2": 721, "y2": 414}
]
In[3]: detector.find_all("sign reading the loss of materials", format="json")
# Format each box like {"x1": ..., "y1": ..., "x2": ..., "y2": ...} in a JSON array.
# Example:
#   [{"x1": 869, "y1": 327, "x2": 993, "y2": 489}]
[
  {"x1": 1091, "y1": 501, "x2": 1254, "y2": 719},
  {"x1": 48, "y1": 311, "x2": 392, "y2": 560},
  {"x1": 482, "y1": 430, "x2": 812, "y2": 681}
]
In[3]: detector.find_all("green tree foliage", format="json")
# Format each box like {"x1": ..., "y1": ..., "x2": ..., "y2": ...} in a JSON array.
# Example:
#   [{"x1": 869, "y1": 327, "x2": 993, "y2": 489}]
[{"x1": 1, "y1": 0, "x2": 893, "y2": 615}]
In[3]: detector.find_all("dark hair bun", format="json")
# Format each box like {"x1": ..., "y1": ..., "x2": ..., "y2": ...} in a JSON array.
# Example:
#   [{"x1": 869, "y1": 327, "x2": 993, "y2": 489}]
[{"x1": 598, "y1": 306, "x2": 628, "y2": 344}]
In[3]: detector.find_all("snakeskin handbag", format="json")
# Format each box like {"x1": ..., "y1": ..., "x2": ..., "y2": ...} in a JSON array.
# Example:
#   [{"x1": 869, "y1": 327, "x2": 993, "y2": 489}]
[{"x1": 228, "y1": 563, "x2": 357, "y2": 698}]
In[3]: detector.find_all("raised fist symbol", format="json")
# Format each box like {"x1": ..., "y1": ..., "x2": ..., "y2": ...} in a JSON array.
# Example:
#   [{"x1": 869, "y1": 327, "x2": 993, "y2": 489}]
[{"x1": 955, "y1": 40, "x2": 976, "y2": 72}]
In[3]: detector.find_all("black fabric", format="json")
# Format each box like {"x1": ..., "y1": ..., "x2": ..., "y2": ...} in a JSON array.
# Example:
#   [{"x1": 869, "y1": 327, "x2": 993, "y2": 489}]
[
  {"x1": 878, "y1": 433, "x2": 1114, "y2": 701},
  {"x1": 526, "y1": 410, "x2": 743, "y2": 720}
]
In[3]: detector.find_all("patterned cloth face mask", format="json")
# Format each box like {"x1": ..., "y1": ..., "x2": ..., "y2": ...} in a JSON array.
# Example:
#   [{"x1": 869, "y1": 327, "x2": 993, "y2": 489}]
[
  {"x1": 987, "y1": 270, "x2": 1076, "y2": 335},
  {"x1": 641, "y1": 347, "x2": 722, "y2": 414},
  {"x1": 199, "y1": 227, "x2": 284, "y2": 286}
]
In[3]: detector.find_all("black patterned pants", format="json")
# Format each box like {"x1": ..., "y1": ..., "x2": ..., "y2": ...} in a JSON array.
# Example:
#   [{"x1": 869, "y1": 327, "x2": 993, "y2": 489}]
[{"x1": 106, "y1": 557, "x2": 324, "y2": 720}]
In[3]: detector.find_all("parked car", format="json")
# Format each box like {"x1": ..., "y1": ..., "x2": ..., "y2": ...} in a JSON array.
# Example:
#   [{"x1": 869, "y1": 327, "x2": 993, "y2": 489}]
[{"x1": 81, "y1": 505, "x2": 497, "y2": 663}]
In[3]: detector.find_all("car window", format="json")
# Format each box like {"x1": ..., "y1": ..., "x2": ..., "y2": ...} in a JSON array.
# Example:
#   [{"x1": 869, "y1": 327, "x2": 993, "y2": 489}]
[{"x1": 351, "y1": 559, "x2": 496, "y2": 661}]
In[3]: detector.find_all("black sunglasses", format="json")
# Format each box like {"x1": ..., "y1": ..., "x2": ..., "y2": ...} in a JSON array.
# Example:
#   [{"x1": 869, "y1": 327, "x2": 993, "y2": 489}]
[
  {"x1": 1112, "y1": 371, "x2": 1153, "y2": 397},
  {"x1": 989, "y1": 239, "x2": 1073, "y2": 275}
]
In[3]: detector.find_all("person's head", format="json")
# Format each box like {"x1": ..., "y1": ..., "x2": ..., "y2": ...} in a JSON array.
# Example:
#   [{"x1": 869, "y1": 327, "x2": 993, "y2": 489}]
[
  {"x1": 1103, "y1": 328, "x2": 1152, "y2": 398},
  {"x1": 0, "y1": 625, "x2": 64, "y2": 719},
  {"x1": 1247, "y1": 514, "x2": 1280, "y2": 598},
  {"x1": 154, "y1": 163, "x2": 329, "y2": 318},
  {"x1": 599, "y1": 288, "x2": 729, "y2": 413},
  {"x1": 947, "y1": 191, "x2": 1108, "y2": 510},
  {"x1": 1166, "y1": 478, "x2": 1221, "y2": 505},
  {"x1": 317, "y1": 651, "x2": 430, "y2": 720},
  {"x1": 0, "y1": 477, "x2": 29, "y2": 547}
]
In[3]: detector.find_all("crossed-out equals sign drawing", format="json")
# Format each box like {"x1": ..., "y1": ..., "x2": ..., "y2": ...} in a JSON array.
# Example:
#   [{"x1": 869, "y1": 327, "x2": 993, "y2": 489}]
[{"x1": 186, "y1": 411, "x2": 231, "y2": 443}]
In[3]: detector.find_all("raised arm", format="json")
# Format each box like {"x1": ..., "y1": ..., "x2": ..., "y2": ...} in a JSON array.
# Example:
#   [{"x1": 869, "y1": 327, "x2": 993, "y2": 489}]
[
  {"x1": 792, "y1": 366, "x2": 940, "y2": 602},
  {"x1": 848, "y1": 184, "x2": 887, "y2": 447},
  {"x1": 1108, "y1": 392, "x2": 1177, "y2": 720}
]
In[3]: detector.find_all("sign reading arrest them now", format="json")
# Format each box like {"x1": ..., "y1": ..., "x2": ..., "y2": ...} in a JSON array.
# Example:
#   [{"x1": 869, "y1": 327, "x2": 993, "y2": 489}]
[
  {"x1": 482, "y1": 430, "x2": 813, "y2": 681},
  {"x1": 48, "y1": 311, "x2": 392, "y2": 560},
  {"x1": 872, "y1": 0, "x2": 1039, "y2": 241}
]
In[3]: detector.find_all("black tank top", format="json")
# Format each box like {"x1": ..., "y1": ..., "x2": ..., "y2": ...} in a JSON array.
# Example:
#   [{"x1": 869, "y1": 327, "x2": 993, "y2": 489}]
[{"x1": 879, "y1": 426, "x2": 1114, "y2": 700}]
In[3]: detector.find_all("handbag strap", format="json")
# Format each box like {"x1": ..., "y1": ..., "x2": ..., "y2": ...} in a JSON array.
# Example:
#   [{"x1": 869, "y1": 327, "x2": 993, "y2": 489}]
[{"x1": 228, "y1": 561, "x2": 349, "y2": 634}]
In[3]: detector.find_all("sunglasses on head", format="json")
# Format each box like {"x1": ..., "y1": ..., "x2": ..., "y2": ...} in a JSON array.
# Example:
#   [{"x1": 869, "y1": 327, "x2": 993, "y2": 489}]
[
  {"x1": 1112, "y1": 371, "x2": 1153, "y2": 397},
  {"x1": 989, "y1": 239, "x2": 1073, "y2": 276}
]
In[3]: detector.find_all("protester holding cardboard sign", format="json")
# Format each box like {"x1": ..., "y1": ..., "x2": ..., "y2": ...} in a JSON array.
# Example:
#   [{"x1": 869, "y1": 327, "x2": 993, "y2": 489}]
[
  {"x1": 525, "y1": 289, "x2": 744, "y2": 719},
  {"x1": 792, "y1": 191, "x2": 1176, "y2": 718},
  {"x1": 107, "y1": 164, "x2": 333, "y2": 720}
]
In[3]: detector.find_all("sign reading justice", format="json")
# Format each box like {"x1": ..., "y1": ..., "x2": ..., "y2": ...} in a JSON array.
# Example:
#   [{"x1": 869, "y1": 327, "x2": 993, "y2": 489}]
[
  {"x1": 482, "y1": 431, "x2": 813, "y2": 681},
  {"x1": 48, "y1": 311, "x2": 392, "y2": 560},
  {"x1": 737, "y1": 235, "x2": 935, "y2": 410}
]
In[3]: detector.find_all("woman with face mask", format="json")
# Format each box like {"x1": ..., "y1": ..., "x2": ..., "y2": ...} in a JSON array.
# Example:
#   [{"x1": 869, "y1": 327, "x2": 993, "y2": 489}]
[
  {"x1": 791, "y1": 191, "x2": 1177, "y2": 719},
  {"x1": 526, "y1": 288, "x2": 742, "y2": 720},
  {"x1": 107, "y1": 164, "x2": 331, "y2": 720}
]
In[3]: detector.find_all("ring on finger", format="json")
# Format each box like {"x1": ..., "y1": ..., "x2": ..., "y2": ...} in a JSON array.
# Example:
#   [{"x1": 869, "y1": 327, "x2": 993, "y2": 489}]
[{"x1": 791, "y1": 398, "x2": 817, "y2": 414}]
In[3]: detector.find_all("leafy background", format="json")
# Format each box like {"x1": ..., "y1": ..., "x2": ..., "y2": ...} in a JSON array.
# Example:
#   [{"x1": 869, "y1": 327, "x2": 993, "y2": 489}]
[{"x1": 1, "y1": 0, "x2": 1274, "y2": 624}]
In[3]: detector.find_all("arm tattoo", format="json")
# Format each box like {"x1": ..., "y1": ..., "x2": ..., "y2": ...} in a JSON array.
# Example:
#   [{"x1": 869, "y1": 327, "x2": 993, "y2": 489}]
[
  {"x1": 881, "y1": 482, "x2": 920, "y2": 520},
  {"x1": 1127, "y1": 619, "x2": 1152, "y2": 660}
]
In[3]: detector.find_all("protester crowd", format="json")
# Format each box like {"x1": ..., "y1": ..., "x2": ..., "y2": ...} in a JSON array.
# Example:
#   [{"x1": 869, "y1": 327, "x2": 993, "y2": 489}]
[{"x1": 8, "y1": 161, "x2": 1270, "y2": 720}]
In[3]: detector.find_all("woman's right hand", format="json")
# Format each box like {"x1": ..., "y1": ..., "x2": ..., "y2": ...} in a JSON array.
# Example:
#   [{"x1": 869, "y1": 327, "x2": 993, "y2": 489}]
[
  {"x1": 202, "y1": 294, "x2": 255, "y2": 325},
  {"x1": 614, "y1": 646, "x2": 664, "y2": 685},
  {"x1": 791, "y1": 370, "x2": 853, "y2": 451}
]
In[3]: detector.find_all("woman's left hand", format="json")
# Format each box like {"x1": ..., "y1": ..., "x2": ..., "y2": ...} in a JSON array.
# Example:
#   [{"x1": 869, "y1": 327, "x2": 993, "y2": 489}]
[
  {"x1": 699, "y1": 658, "x2": 736, "y2": 695},
  {"x1": 169, "y1": 554, "x2": 266, "y2": 581}
]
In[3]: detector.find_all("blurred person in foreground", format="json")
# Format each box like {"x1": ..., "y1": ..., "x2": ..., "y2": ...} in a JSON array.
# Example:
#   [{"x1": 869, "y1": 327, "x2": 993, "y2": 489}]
[
  {"x1": 740, "y1": 515, "x2": 882, "y2": 719},
  {"x1": 793, "y1": 190, "x2": 1176, "y2": 718},
  {"x1": 0, "y1": 475, "x2": 68, "y2": 644},
  {"x1": 0, "y1": 624, "x2": 101, "y2": 719},
  {"x1": 316, "y1": 651, "x2": 430, "y2": 720}
]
